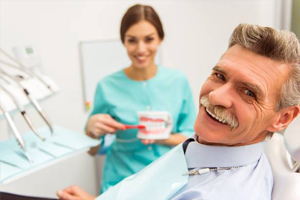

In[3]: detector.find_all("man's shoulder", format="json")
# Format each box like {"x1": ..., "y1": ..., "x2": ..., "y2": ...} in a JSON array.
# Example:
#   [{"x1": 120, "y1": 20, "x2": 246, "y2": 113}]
[{"x1": 211, "y1": 152, "x2": 272, "y2": 199}]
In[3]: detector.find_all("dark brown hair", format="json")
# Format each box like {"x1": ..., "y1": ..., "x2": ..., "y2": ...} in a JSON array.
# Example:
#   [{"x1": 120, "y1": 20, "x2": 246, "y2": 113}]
[{"x1": 120, "y1": 4, "x2": 164, "y2": 43}]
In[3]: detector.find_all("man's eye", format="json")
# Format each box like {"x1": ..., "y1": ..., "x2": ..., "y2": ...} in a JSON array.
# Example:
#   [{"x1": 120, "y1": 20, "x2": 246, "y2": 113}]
[
  {"x1": 244, "y1": 89, "x2": 256, "y2": 98},
  {"x1": 215, "y1": 73, "x2": 225, "y2": 81}
]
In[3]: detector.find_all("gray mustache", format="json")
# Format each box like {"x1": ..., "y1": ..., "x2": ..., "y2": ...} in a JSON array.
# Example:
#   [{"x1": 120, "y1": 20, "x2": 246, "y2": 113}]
[{"x1": 200, "y1": 96, "x2": 239, "y2": 130}]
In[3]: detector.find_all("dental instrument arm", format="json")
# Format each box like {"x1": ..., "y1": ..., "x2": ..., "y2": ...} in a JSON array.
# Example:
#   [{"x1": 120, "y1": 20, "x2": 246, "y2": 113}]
[
  {"x1": 0, "y1": 48, "x2": 54, "y2": 92},
  {"x1": 0, "y1": 68, "x2": 54, "y2": 134}
]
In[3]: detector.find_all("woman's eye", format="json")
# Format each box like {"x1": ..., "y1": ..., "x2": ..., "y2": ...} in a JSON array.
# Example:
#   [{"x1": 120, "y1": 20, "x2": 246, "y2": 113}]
[
  {"x1": 215, "y1": 73, "x2": 225, "y2": 81},
  {"x1": 145, "y1": 37, "x2": 154, "y2": 42},
  {"x1": 244, "y1": 89, "x2": 256, "y2": 98},
  {"x1": 127, "y1": 39, "x2": 136, "y2": 43}
]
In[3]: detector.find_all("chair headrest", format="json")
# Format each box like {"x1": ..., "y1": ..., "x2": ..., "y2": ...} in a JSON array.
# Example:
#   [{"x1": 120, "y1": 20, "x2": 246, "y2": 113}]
[{"x1": 284, "y1": 126, "x2": 300, "y2": 162}]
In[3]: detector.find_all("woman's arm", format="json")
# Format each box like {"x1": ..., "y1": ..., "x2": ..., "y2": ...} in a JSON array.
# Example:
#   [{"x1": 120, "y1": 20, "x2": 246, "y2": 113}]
[
  {"x1": 86, "y1": 114, "x2": 125, "y2": 155},
  {"x1": 141, "y1": 133, "x2": 187, "y2": 146},
  {"x1": 155, "y1": 133, "x2": 187, "y2": 146}
]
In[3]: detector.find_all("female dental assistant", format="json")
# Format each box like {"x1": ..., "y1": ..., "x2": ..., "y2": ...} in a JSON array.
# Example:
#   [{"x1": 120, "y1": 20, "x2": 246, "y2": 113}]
[{"x1": 85, "y1": 4, "x2": 196, "y2": 193}]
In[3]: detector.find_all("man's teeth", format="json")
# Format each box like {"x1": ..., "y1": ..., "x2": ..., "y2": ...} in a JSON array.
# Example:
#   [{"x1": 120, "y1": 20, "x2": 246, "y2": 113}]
[{"x1": 206, "y1": 108, "x2": 227, "y2": 124}]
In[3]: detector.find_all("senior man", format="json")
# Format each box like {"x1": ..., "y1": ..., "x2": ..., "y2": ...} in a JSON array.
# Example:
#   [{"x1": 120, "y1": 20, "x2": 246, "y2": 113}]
[{"x1": 57, "y1": 23, "x2": 300, "y2": 200}]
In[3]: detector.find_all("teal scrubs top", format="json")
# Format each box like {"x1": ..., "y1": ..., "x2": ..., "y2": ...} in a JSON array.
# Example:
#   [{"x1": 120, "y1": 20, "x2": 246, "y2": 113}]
[{"x1": 89, "y1": 65, "x2": 196, "y2": 192}]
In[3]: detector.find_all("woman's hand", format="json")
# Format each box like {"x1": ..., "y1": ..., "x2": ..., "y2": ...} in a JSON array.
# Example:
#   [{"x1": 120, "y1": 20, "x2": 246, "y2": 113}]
[
  {"x1": 86, "y1": 114, "x2": 125, "y2": 138},
  {"x1": 141, "y1": 139, "x2": 155, "y2": 145},
  {"x1": 86, "y1": 114, "x2": 125, "y2": 156},
  {"x1": 57, "y1": 185, "x2": 96, "y2": 200}
]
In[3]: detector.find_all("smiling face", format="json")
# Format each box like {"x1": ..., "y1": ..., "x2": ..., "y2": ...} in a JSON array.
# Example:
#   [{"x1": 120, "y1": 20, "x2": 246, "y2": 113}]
[
  {"x1": 124, "y1": 20, "x2": 161, "y2": 70},
  {"x1": 194, "y1": 44, "x2": 292, "y2": 146}
]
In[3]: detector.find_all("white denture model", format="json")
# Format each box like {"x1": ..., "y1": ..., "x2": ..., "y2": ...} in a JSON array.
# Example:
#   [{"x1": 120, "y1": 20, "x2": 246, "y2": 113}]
[{"x1": 137, "y1": 111, "x2": 173, "y2": 140}]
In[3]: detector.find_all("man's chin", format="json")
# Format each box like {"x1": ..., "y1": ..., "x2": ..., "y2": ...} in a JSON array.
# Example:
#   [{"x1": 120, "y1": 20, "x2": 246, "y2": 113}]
[
  {"x1": 194, "y1": 129, "x2": 233, "y2": 146},
  {"x1": 195, "y1": 131, "x2": 217, "y2": 145}
]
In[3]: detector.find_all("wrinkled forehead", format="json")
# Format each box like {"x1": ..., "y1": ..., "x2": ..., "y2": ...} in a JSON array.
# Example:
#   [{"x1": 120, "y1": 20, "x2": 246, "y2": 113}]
[
  {"x1": 217, "y1": 45, "x2": 291, "y2": 98},
  {"x1": 221, "y1": 45, "x2": 291, "y2": 78}
]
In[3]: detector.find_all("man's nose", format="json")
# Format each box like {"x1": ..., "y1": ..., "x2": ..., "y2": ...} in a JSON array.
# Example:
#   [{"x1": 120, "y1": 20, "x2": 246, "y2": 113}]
[{"x1": 208, "y1": 84, "x2": 233, "y2": 108}]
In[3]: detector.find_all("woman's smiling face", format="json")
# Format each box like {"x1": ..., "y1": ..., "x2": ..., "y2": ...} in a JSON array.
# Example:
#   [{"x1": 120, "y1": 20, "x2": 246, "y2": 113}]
[{"x1": 124, "y1": 20, "x2": 161, "y2": 70}]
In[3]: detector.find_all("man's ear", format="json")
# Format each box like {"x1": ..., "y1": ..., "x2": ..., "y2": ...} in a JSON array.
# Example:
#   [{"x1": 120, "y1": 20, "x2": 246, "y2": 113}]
[{"x1": 267, "y1": 105, "x2": 300, "y2": 133}]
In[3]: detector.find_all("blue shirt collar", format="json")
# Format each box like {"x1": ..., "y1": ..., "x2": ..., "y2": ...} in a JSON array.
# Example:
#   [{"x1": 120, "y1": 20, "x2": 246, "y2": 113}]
[{"x1": 185, "y1": 135, "x2": 265, "y2": 168}]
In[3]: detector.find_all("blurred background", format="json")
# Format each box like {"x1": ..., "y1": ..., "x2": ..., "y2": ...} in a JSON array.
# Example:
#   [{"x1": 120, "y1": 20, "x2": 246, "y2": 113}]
[{"x1": 0, "y1": 0, "x2": 299, "y2": 197}]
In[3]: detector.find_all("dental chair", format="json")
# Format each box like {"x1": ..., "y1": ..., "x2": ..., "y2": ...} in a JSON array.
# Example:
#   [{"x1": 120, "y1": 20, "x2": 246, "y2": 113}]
[{"x1": 264, "y1": 128, "x2": 300, "y2": 200}]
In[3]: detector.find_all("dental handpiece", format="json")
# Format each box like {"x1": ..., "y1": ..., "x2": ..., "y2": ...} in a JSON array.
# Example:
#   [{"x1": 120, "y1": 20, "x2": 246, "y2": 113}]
[
  {"x1": 0, "y1": 105, "x2": 26, "y2": 152},
  {"x1": 0, "y1": 68, "x2": 54, "y2": 134},
  {"x1": 0, "y1": 79, "x2": 45, "y2": 141},
  {"x1": 24, "y1": 88, "x2": 54, "y2": 133},
  {"x1": 0, "y1": 105, "x2": 33, "y2": 163}
]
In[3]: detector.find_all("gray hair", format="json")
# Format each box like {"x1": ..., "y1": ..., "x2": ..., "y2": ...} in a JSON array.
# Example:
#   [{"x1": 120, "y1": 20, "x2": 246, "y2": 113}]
[{"x1": 228, "y1": 23, "x2": 300, "y2": 111}]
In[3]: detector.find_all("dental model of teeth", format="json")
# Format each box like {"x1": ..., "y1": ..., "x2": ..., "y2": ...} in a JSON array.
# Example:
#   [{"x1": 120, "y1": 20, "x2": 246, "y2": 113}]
[{"x1": 137, "y1": 111, "x2": 173, "y2": 140}]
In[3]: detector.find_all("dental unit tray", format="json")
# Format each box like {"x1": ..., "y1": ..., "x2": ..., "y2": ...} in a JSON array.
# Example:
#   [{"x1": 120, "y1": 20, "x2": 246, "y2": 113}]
[{"x1": 0, "y1": 125, "x2": 100, "y2": 184}]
